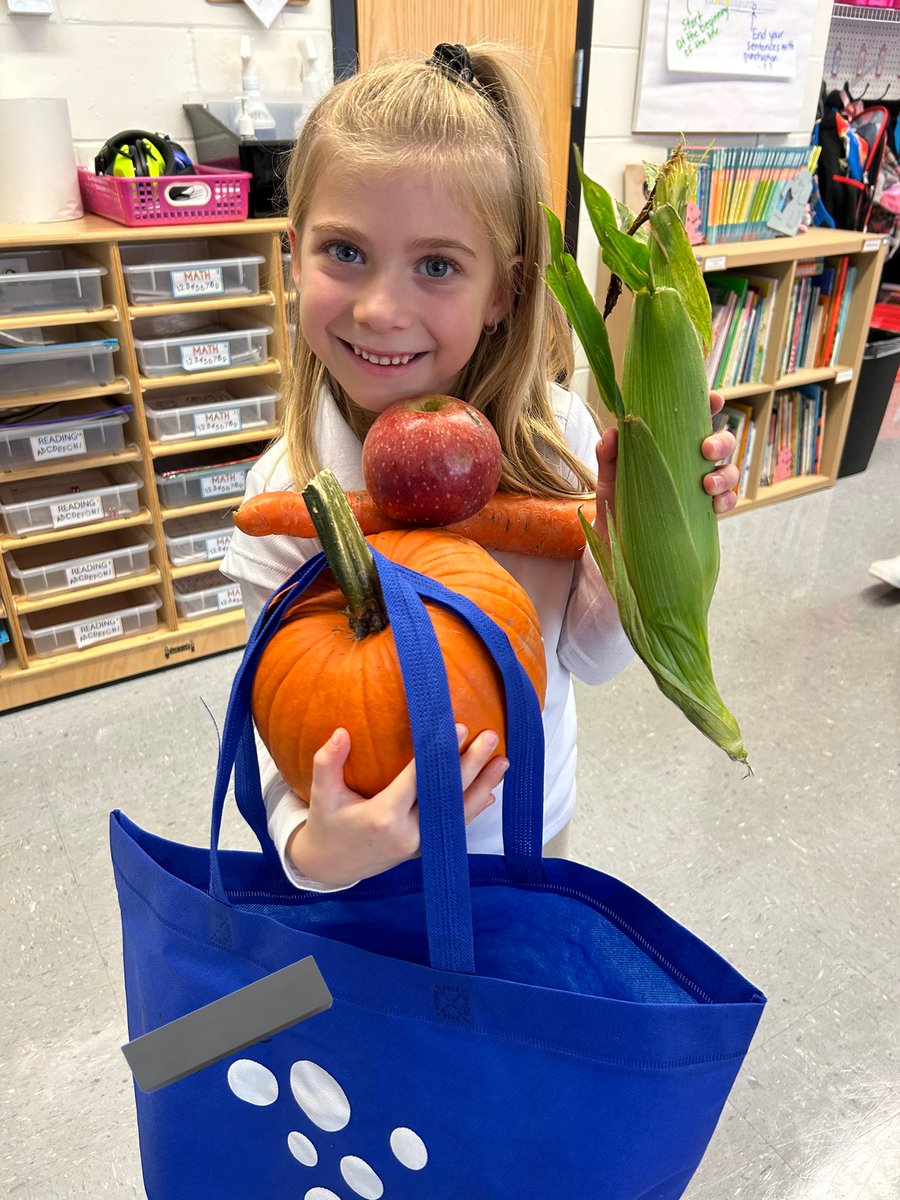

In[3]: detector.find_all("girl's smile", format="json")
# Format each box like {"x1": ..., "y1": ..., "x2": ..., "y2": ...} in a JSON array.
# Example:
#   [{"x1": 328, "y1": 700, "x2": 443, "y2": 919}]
[{"x1": 292, "y1": 166, "x2": 512, "y2": 412}]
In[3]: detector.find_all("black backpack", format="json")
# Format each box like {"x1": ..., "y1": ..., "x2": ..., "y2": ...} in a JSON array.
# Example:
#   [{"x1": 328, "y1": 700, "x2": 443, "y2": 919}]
[{"x1": 812, "y1": 95, "x2": 890, "y2": 232}]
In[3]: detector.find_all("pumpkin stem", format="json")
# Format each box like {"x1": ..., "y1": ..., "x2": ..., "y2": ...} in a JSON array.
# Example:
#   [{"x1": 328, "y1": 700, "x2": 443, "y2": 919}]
[{"x1": 302, "y1": 468, "x2": 389, "y2": 638}]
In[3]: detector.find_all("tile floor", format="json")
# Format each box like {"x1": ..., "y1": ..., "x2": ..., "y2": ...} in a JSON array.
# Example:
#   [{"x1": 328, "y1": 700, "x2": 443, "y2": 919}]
[{"x1": 2, "y1": 396, "x2": 898, "y2": 1198}]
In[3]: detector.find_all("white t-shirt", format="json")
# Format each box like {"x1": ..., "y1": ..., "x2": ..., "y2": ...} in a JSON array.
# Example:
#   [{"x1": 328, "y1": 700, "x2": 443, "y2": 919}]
[{"x1": 221, "y1": 383, "x2": 633, "y2": 888}]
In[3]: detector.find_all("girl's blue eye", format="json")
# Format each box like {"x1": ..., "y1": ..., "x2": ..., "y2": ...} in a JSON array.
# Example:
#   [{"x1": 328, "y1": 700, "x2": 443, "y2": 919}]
[
  {"x1": 420, "y1": 257, "x2": 455, "y2": 279},
  {"x1": 328, "y1": 243, "x2": 361, "y2": 264}
]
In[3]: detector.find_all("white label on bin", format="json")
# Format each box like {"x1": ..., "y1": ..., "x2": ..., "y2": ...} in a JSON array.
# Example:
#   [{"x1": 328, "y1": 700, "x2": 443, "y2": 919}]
[
  {"x1": 170, "y1": 266, "x2": 225, "y2": 298},
  {"x1": 704, "y1": 256, "x2": 727, "y2": 272},
  {"x1": 66, "y1": 557, "x2": 115, "y2": 587},
  {"x1": 50, "y1": 495, "x2": 104, "y2": 528},
  {"x1": 200, "y1": 469, "x2": 244, "y2": 499},
  {"x1": 73, "y1": 614, "x2": 123, "y2": 649},
  {"x1": 217, "y1": 585, "x2": 243, "y2": 612},
  {"x1": 194, "y1": 408, "x2": 241, "y2": 436},
  {"x1": 205, "y1": 533, "x2": 233, "y2": 559},
  {"x1": 863, "y1": 238, "x2": 882, "y2": 252},
  {"x1": 180, "y1": 340, "x2": 231, "y2": 373},
  {"x1": 30, "y1": 429, "x2": 88, "y2": 462},
  {"x1": 835, "y1": 368, "x2": 853, "y2": 383}
]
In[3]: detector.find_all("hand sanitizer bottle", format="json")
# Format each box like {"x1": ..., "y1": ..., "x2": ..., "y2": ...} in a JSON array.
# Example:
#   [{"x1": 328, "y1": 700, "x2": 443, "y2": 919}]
[{"x1": 240, "y1": 35, "x2": 276, "y2": 136}]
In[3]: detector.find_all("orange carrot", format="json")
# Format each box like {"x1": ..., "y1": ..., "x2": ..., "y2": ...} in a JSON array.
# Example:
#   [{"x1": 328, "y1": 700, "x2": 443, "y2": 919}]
[{"x1": 235, "y1": 490, "x2": 595, "y2": 559}]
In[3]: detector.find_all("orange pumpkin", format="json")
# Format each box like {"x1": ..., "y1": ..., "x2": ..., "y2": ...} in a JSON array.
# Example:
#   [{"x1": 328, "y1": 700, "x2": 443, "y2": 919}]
[{"x1": 251, "y1": 525, "x2": 547, "y2": 801}]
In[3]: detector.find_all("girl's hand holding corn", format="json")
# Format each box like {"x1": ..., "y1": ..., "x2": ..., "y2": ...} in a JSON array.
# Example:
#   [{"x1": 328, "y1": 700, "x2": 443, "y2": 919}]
[{"x1": 593, "y1": 390, "x2": 738, "y2": 549}]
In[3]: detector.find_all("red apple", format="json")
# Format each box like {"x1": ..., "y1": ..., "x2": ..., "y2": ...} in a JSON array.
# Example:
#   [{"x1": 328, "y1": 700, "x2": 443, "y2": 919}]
[{"x1": 362, "y1": 395, "x2": 502, "y2": 526}]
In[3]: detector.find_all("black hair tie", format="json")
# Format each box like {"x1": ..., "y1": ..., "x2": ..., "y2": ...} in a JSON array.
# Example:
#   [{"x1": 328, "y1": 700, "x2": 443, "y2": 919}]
[{"x1": 429, "y1": 43, "x2": 474, "y2": 85}]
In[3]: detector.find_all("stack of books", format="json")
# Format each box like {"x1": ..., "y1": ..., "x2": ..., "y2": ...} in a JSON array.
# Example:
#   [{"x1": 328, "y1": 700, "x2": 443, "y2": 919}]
[
  {"x1": 705, "y1": 271, "x2": 779, "y2": 388},
  {"x1": 779, "y1": 257, "x2": 857, "y2": 374},
  {"x1": 759, "y1": 385, "x2": 827, "y2": 486},
  {"x1": 714, "y1": 400, "x2": 758, "y2": 498},
  {"x1": 677, "y1": 145, "x2": 820, "y2": 245}
]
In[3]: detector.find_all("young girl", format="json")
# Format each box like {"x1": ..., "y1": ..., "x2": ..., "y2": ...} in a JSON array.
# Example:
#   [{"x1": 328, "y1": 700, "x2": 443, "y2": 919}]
[{"x1": 222, "y1": 42, "x2": 738, "y2": 890}]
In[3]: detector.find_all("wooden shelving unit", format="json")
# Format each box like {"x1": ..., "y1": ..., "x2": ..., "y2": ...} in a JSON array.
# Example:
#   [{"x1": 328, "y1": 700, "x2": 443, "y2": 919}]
[
  {"x1": 0, "y1": 213, "x2": 290, "y2": 710},
  {"x1": 591, "y1": 227, "x2": 887, "y2": 514}
]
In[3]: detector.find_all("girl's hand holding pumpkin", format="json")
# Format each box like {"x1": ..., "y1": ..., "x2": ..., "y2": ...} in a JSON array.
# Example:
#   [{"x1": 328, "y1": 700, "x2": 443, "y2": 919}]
[
  {"x1": 286, "y1": 723, "x2": 509, "y2": 888},
  {"x1": 592, "y1": 391, "x2": 739, "y2": 548}
]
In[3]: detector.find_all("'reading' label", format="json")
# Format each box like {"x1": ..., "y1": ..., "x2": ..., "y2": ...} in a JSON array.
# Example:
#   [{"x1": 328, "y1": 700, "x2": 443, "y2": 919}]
[
  {"x1": 50, "y1": 495, "x2": 104, "y2": 528},
  {"x1": 66, "y1": 557, "x2": 115, "y2": 587},
  {"x1": 74, "y1": 614, "x2": 123, "y2": 649},
  {"x1": 30, "y1": 429, "x2": 87, "y2": 462}
]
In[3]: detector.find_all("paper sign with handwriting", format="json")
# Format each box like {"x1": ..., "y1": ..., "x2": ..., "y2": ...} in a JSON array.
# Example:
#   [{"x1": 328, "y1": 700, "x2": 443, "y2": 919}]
[{"x1": 667, "y1": 0, "x2": 797, "y2": 79}]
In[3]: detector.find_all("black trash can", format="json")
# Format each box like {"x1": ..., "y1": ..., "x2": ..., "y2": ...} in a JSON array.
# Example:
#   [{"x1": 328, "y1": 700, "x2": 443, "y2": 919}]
[{"x1": 838, "y1": 327, "x2": 900, "y2": 477}]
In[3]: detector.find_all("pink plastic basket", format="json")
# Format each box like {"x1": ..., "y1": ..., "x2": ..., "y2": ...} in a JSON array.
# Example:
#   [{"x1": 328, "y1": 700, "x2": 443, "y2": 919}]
[{"x1": 77, "y1": 165, "x2": 251, "y2": 227}]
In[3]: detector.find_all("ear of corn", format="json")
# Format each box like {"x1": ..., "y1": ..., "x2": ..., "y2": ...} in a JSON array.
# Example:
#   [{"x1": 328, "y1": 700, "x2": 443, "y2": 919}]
[{"x1": 545, "y1": 147, "x2": 748, "y2": 766}]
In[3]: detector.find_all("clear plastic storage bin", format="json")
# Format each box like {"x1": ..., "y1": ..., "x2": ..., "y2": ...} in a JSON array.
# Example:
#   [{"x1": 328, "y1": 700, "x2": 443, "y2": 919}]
[
  {"x1": 0, "y1": 399, "x2": 132, "y2": 470},
  {"x1": 0, "y1": 248, "x2": 107, "y2": 317},
  {"x1": 0, "y1": 464, "x2": 142, "y2": 537},
  {"x1": 0, "y1": 325, "x2": 118, "y2": 398},
  {"x1": 19, "y1": 588, "x2": 162, "y2": 658},
  {"x1": 144, "y1": 382, "x2": 276, "y2": 442},
  {"x1": 163, "y1": 510, "x2": 234, "y2": 565},
  {"x1": 173, "y1": 570, "x2": 243, "y2": 620},
  {"x1": 120, "y1": 239, "x2": 265, "y2": 305},
  {"x1": 155, "y1": 445, "x2": 262, "y2": 509},
  {"x1": 6, "y1": 528, "x2": 154, "y2": 599},
  {"x1": 131, "y1": 312, "x2": 271, "y2": 378}
]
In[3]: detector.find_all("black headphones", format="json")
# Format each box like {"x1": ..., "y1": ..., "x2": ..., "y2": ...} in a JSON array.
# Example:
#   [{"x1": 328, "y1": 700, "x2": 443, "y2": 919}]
[{"x1": 94, "y1": 130, "x2": 189, "y2": 178}]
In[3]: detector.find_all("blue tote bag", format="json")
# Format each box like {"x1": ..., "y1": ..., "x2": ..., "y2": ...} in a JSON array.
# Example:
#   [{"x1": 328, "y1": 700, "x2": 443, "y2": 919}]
[{"x1": 111, "y1": 547, "x2": 765, "y2": 1200}]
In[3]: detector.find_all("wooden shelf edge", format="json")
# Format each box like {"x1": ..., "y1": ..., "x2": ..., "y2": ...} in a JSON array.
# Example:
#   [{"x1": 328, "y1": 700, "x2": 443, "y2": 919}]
[
  {"x1": 0, "y1": 377, "x2": 131, "y2": 413},
  {"x1": 0, "y1": 214, "x2": 287, "y2": 246},
  {"x1": 0, "y1": 305, "x2": 119, "y2": 331},
  {"x1": 0, "y1": 444, "x2": 142, "y2": 483},
  {"x1": 13, "y1": 568, "x2": 163, "y2": 615},
  {"x1": 695, "y1": 229, "x2": 887, "y2": 267},
  {"x1": 150, "y1": 426, "x2": 279, "y2": 458},
  {"x1": 139, "y1": 359, "x2": 281, "y2": 390},
  {"x1": 0, "y1": 508, "x2": 153, "y2": 552},
  {"x1": 751, "y1": 474, "x2": 834, "y2": 508},
  {"x1": 127, "y1": 291, "x2": 276, "y2": 320},
  {"x1": 170, "y1": 558, "x2": 225, "y2": 578},
  {"x1": 160, "y1": 499, "x2": 241, "y2": 521},
  {"x1": 0, "y1": 615, "x2": 246, "y2": 711}
]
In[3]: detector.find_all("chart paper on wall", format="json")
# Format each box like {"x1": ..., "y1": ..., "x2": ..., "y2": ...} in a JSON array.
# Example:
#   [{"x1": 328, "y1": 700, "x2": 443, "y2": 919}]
[
  {"x1": 667, "y1": 0, "x2": 797, "y2": 79},
  {"x1": 634, "y1": 0, "x2": 820, "y2": 134}
]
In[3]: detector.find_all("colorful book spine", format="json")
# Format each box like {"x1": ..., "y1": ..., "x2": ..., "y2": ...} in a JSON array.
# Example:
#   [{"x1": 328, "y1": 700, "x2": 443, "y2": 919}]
[{"x1": 675, "y1": 145, "x2": 819, "y2": 244}]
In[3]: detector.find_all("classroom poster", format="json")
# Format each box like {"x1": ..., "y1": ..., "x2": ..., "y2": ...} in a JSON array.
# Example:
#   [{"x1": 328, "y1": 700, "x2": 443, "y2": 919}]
[
  {"x1": 633, "y1": 0, "x2": 823, "y2": 134},
  {"x1": 667, "y1": 0, "x2": 798, "y2": 79}
]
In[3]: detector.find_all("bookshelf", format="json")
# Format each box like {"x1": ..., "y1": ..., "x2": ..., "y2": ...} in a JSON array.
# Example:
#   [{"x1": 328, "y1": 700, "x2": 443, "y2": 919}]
[
  {"x1": 0, "y1": 214, "x2": 290, "y2": 711},
  {"x1": 590, "y1": 227, "x2": 887, "y2": 515}
]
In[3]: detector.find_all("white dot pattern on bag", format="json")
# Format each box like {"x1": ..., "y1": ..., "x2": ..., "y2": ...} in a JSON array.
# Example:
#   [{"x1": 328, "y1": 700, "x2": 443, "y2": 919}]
[
  {"x1": 226, "y1": 1059, "x2": 278, "y2": 1105},
  {"x1": 390, "y1": 1126, "x2": 428, "y2": 1170},
  {"x1": 291, "y1": 1060, "x2": 351, "y2": 1131},
  {"x1": 227, "y1": 1057, "x2": 429, "y2": 1197},
  {"x1": 340, "y1": 1156, "x2": 383, "y2": 1198},
  {"x1": 288, "y1": 1131, "x2": 318, "y2": 1166}
]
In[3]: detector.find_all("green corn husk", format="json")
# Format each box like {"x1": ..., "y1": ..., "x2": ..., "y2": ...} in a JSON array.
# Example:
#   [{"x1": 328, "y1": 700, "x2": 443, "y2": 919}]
[{"x1": 544, "y1": 146, "x2": 748, "y2": 766}]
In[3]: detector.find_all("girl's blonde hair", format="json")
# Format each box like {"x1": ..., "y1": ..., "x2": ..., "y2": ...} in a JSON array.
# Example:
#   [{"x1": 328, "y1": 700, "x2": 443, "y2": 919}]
[{"x1": 281, "y1": 41, "x2": 596, "y2": 497}]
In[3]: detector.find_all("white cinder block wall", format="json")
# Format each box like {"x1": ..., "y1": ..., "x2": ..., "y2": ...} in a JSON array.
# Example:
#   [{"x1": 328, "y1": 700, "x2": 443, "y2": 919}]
[
  {"x1": 0, "y1": 0, "x2": 334, "y2": 165},
  {"x1": 1, "y1": 0, "x2": 836, "y2": 402}
]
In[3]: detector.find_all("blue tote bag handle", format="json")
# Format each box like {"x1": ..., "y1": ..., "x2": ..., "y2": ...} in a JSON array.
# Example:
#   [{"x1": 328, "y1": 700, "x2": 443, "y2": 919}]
[{"x1": 207, "y1": 545, "x2": 546, "y2": 974}]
